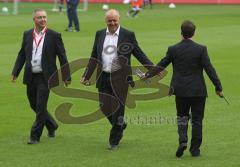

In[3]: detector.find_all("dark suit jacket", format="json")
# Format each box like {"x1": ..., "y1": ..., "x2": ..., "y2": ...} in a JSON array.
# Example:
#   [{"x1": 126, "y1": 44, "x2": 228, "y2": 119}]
[
  {"x1": 12, "y1": 28, "x2": 70, "y2": 87},
  {"x1": 83, "y1": 26, "x2": 153, "y2": 88},
  {"x1": 146, "y1": 39, "x2": 222, "y2": 97}
]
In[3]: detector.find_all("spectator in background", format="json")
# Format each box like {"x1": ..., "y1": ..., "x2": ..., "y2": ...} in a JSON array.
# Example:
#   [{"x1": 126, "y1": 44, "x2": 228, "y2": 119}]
[
  {"x1": 65, "y1": 0, "x2": 80, "y2": 32},
  {"x1": 143, "y1": 0, "x2": 152, "y2": 9},
  {"x1": 58, "y1": 0, "x2": 64, "y2": 13},
  {"x1": 127, "y1": 0, "x2": 143, "y2": 17}
]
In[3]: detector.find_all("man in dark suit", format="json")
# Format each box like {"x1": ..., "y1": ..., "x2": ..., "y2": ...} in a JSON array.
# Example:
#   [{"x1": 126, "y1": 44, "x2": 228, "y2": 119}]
[
  {"x1": 11, "y1": 9, "x2": 71, "y2": 144},
  {"x1": 81, "y1": 9, "x2": 153, "y2": 150},
  {"x1": 143, "y1": 20, "x2": 223, "y2": 157}
]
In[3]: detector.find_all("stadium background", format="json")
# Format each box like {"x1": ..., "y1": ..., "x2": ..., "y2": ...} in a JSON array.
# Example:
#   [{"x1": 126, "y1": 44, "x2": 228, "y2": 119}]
[{"x1": 0, "y1": 1, "x2": 240, "y2": 167}]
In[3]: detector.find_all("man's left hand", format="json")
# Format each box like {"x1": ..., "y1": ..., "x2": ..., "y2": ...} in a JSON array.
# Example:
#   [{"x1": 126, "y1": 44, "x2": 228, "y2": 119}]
[{"x1": 64, "y1": 80, "x2": 71, "y2": 87}]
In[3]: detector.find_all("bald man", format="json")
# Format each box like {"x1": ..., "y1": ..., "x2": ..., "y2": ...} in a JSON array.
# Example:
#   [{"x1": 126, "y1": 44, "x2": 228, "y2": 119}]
[{"x1": 81, "y1": 9, "x2": 153, "y2": 150}]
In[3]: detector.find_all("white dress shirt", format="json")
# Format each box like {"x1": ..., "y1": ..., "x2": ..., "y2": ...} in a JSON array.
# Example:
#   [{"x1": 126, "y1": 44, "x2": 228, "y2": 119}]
[
  {"x1": 102, "y1": 26, "x2": 120, "y2": 73},
  {"x1": 31, "y1": 27, "x2": 47, "y2": 73}
]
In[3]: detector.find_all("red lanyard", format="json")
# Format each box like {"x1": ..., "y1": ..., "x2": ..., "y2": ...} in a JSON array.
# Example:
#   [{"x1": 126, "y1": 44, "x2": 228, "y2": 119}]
[{"x1": 32, "y1": 28, "x2": 47, "y2": 54}]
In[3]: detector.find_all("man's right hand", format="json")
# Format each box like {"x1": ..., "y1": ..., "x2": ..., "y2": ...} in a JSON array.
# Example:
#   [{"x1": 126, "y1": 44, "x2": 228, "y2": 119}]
[
  {"x1": 80, "y1": 77, "x2": 90, "y2": 86},
  {"x1": 157, "y1": 70, "x2": 168, "y2": 80},
  {"x1": 64, "y1": 80, "x2": 71, "y2": 87},
  {"x1": 216, "y1": 90, "x2": 224, "y2": 97},
  {"x1": 139, "y1": 73, "x2": 146, "y2": 80},
  {"x1": 11, "y1": 75, "x2": 17, "y2": 83}
]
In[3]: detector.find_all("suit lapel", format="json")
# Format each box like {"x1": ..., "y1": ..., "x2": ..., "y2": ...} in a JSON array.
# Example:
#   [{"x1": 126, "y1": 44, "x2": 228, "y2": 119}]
[
  {"x1": 98, "y1": 30, "x2": 106, "y2": 58},
  {"x1": 42, "y1": 29, "x2": 49, "y2": 58},
  {"x1": 25, "y1": 29, "x2": 34, "y2": 61},
  {"x1": 117, "y1": 27, "x2": 124, "y2": 47}
]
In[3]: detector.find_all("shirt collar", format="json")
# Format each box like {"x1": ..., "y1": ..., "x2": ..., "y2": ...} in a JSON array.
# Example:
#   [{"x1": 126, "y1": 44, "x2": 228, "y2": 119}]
[
  {"x1": 181, "y1": 35, "x2": 193, "y2": 41},
  {"x1": 34, "y1": 26, "x2": 47, "y2": 36},
  {"x1": 106, "y1": 26, "x2": 120, "y2": 36}
]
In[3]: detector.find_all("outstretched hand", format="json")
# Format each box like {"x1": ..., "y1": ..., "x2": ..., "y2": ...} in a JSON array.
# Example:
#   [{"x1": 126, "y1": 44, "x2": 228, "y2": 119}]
[
  {"x1": 157, "y1": 70, "x2": 168, "y2": 80},
  {"x1": 140, "y1": 70, "x2": 168, "y2": 81},
  {"x1": 80, "y1": 77, "x2": 90, "y2": 86},
  {"x1": 140, "y1": 73, "x2": 147, "y2": 80},
  {"x1": 64, "y1": 80, "x2": 71, "y2": 87},
  {"x1": 11, "y1": 75, "x2": 17, "y2": 83},
  {"x1": 216, "y1": 90, "x2": 224, "y2": 97}
]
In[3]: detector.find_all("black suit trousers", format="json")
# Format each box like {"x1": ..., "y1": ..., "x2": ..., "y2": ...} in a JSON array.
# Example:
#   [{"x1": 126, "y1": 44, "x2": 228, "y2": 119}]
[
  {"x1": 98, "y1": 72, "x2": 128, "y2": 145},
  {"x1": 175, "y1": 96, "x2": 206, "y2": 151},
  {"x1": 26, "y1": 73, "x2": 58, "y2": 141}
]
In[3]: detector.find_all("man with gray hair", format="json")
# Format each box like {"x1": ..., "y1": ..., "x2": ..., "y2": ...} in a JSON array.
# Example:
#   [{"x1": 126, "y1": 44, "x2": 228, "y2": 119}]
[
  {"x1": 11, "y1": 9, "x2": 71, "y2": 144},
  {"x1": 81, "y1": 9, "x2": 153, "y2": 150}
]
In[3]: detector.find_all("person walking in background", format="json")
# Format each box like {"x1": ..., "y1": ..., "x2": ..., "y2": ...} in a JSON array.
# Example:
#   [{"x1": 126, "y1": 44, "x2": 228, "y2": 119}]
[
  {"x1": 65, "y1": 0, "x2": 80, "y2": 32},
  {"x1": 142, "y1": 20, "x2": 223, "y2": 157},
  {"x1": 11, "y1": 9, "x2": 71, "y2": 144},
  {"x1": 127, "y1": 0, "x2": 143, "y2": 17},
  {"x1": 81, "y1": 9, "x2": 153, "y2": 150},
  {"x1": 58, "y1": 0, "x2": 64, "y2": 13},
  {"x1": 143, "y1": 0, "x2": 152, "y2": 9}
]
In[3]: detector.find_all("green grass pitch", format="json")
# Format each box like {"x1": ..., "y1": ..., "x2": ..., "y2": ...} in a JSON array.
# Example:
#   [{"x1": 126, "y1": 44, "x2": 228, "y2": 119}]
[{"x1": 0, "y1": 3, "x2": 240, "y2": 167}]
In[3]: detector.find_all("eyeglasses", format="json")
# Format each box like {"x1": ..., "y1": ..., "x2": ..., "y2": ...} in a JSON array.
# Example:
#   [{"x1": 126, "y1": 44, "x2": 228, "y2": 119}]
[{"x1": 35, "y1": 16, "x2": 47, "y2": 19}]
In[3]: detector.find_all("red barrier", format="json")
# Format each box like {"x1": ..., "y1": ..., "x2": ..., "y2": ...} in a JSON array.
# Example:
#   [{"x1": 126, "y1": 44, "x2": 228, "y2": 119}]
[
  {"x1": 4, "y1": 0, "x2": 240, "y2": 4},
  {"x1": 152, "y1": 0, "x2": 240, "y2": 4}
]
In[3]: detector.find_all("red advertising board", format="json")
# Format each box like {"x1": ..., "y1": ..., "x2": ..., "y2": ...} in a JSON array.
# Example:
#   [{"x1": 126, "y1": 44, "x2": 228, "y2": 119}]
[{"x1": 6, "y1": 0, "x2": 240, "y2": 4}]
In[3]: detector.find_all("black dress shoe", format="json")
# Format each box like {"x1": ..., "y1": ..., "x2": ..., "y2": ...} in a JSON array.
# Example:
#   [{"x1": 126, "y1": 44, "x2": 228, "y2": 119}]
[
  {"x1": 48, "y1": 131, "x2": 55, "y2": 138},
  {"x1": 190, "y1": 150, "x2": 200, "y2": 157},
  {"x1": 176, "y1": 145, "x2": 187, "y2": 158},
  {"x1": 64, "y1": 28, "x2": 72, "y2": 32},
  {"x1": 27, "y1": 139, "x2": 39, "y2": 145},
  {"x1": 48, "y1": 125, "x2": 58, "y2": 138},
  {"x1": 123, "y1": 123, "x2": 127, "y2": 130},
  {"x1": 108, "y1": 145, "x2": 119, "y2": 150}
]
